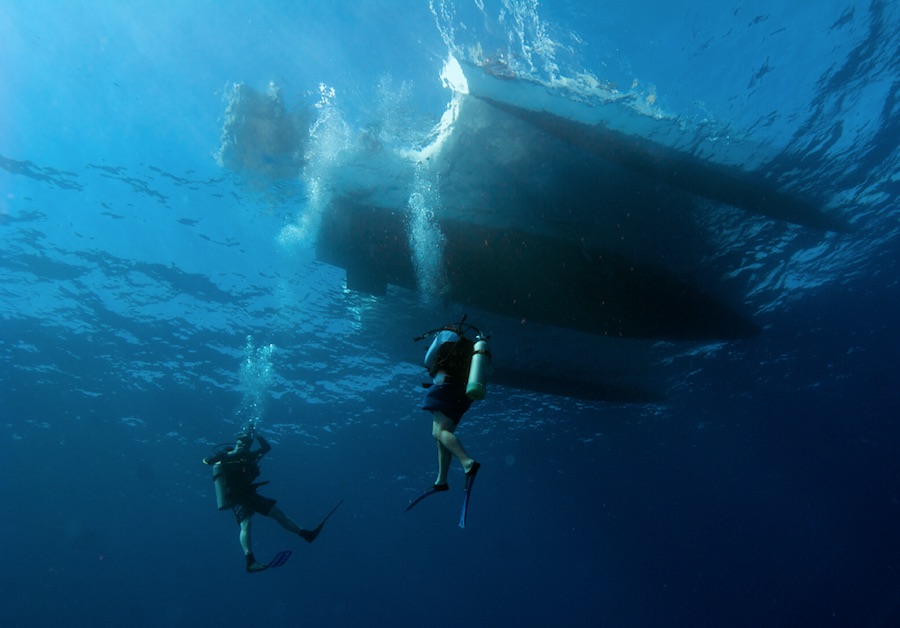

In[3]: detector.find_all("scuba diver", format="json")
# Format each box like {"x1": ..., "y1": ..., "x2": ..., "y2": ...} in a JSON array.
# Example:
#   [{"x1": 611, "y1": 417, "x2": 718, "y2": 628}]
[
  {"x1": 405, "y1": 316, "x2": 491, "y2": 528},
  {"x1": 203, "y1": 425, "x2": 342, "y2": 572}
]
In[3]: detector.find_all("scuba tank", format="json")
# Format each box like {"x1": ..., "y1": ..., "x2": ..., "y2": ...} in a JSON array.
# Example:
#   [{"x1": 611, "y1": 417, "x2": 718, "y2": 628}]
[
  {"x1": 207, "y1": 437, "x2": 262, "y2": 510},
  {"x1": 211, "y1": 458, "x2": 263, "y2": 509},
  {"x1": 212, "y1": 462, "x2": 233, "y2": 510},
  {"x1": 466, "y1": 334, "x2": 491, "y2": 400}
]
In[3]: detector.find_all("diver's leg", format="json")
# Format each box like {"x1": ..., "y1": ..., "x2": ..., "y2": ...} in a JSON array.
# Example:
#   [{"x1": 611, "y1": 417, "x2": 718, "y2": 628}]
[
  {"x1": 432, "y1": 411, "x2": 476, "y2": 474},
  {"x1": 435, "y1": 441, "x2": 452, "y2": 485},
  {"x1": 432, "y1": 416, "x2": 453, "y2": 485},
  {"x1": 239, "y1": 517, "x2": 253, "y2": 555},
  {"x1": 267, "y1": 506, "x2": 305, "y2": 535},
  {"x1": 240, "y1": 515, "x2": 266, "y2": 572},
  {"x1": 269, "y1": 503, "x2": 341, "y2": 544}
]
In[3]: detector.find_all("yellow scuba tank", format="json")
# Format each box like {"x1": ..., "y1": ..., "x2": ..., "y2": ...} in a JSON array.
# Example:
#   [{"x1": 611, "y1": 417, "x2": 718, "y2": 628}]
[
  {"x1": 466, "y1": 335, "x2": 491, "y2": 400},
  {"x1": 212, "y1": 462, "x2": 233, "y2": 510}
]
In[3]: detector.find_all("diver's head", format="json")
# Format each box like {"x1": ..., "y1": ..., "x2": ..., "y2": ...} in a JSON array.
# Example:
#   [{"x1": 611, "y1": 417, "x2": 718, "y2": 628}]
[{"x1": 235, "y1": 432, "x2": 254, "y2": 450}]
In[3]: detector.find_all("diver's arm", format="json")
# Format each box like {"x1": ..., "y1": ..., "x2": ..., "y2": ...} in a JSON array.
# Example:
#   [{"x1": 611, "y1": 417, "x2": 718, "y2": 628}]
[{"x1": 255, "y1": 435, "x2": 272, "y2": 458}]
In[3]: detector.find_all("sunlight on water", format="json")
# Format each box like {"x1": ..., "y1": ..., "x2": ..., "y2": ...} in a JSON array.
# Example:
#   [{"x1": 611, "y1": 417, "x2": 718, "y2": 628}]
[
  {"x1": 278, "y1": 83, "x2": 351, "y2": 252},
  {"x1": 216, "y1": 81, "x2": 308, "y2": 183},
  {"x1": 373, "y1": 75, "x2": 428, "y2": 151},
  {"x1": 503, "y1": 0, "x2": 562, "y2": 79},
  {"x1": 406, "y1": 163, "x2": 448, "y2": 305},
  {"x1": 430, "y1": 0, "x2": 554, "y2": 76},
  {"x1": 401, "y1": 56, "x2": 467, "y2": 163},
  {"x1": 431, "y1": 0, "x2": 571, "y2": 86},
  {"x1": 430, "y1": 0, "x2": 664, "y2": 117},
  {"x1": 239, "y1": 335, "x2": 277, "y2": 427}
]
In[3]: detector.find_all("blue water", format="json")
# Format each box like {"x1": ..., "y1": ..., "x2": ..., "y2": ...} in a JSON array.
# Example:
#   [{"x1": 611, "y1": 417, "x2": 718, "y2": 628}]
[{"x1": 2, "y1": 2, "x2": 899, "y2": 626}]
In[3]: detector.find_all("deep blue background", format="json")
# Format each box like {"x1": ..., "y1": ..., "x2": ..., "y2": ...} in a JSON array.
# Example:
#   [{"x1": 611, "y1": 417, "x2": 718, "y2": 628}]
[{"x1": 2, "y1": 2, "x2": 898, "y2": 627}]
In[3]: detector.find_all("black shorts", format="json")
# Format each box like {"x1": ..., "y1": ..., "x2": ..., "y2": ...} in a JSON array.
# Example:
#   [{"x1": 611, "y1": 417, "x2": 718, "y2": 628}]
[
  {"x1": 422, "y1": 382, "x2": 472, "y2": 423},
  {"x1": 233, "y1": 492, "x2": 277, "y2": 523}
]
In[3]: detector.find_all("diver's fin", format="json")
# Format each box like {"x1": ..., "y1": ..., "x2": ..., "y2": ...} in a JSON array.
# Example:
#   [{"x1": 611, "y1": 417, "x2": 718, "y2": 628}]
[
  {"x1": 300, "y1": 499, "x2": 344, "y2": 544},
  {"x1": 404, "y1": 483, "x2": 450, "y2": 512},
  {"x1": 458, "y1": 462, "x2": 481, "y2": 529},
  {"x1": 266, "y1": 550, "x2": 292, "y2": 569},
  {"x1": 246, "y1": 560, "x2": 268, "y2": 573}
]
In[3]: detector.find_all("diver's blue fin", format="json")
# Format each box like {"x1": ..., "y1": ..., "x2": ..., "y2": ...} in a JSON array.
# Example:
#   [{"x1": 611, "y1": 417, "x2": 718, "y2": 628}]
[
  {"x1": 458, "y1": 462, "x2": 481, "y2": 529},
  {"x1": 266, "y1": 550, "x2": 291, "y2": 569}
]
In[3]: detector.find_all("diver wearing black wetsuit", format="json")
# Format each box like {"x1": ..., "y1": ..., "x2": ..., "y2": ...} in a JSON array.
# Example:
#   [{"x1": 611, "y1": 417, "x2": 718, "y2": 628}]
[{"x1": 203, "y1": 428, "x2": 333, "y2": 572}]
